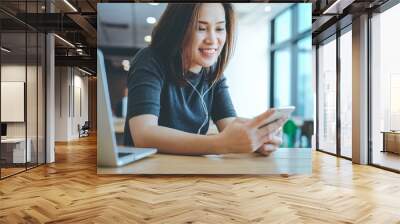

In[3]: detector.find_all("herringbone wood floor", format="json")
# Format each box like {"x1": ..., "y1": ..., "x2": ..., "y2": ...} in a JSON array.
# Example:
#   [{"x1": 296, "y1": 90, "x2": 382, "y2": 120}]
[{"x1": 1, "y1": 135, "x2": 400, "y2": 224}]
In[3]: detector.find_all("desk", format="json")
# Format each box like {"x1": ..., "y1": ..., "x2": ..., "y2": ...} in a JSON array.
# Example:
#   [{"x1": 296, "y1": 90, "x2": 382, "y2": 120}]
[
  {"x1": 382, "y1": 131, "x2": 400, "y2": 154},
  {"x1": 98, "y1": 148, "x2": 312, "y2": 175},
  {"x1": 1, "y1": 138, "x2": 31, "y2": 163}
]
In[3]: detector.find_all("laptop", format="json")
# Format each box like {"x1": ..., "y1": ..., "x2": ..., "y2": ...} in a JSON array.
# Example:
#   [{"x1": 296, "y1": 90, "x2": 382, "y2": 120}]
[{"x1": 97, "y1": 50, "x2": 157, "y2": 167}]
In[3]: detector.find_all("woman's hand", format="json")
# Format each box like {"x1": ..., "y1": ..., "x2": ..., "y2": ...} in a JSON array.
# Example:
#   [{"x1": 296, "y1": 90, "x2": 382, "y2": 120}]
[
  {"x1": 217, "y1": 109, "x2": 287, "y2": 154},
  {"x1": 255, "y1": 132, "x2": 283, "y2": 156}
]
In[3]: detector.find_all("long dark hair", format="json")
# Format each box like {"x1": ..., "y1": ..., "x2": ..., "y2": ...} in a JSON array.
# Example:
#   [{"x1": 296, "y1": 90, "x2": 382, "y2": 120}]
[{"x1": 150, "y1": 3, "x2": 236, "y2": 85}]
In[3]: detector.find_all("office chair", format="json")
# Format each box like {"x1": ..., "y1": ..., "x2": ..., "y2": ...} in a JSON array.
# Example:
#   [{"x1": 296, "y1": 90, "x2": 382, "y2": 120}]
[{"x1": 79, "y1": 121, "x2": 90, "y2": 138}]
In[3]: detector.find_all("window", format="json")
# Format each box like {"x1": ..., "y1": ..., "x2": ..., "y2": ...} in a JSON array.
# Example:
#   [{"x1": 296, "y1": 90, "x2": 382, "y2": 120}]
[
  {"x1": 297, "y1": 36, "x2": 313, "y2": 119},
  {"x1": 317, "y1": 37, "x2": 337, "y2": 155},
  {"x1": 370, "y1": 2, "x2": 400, "y2": 171},
  {"x1": 273, "y1": 48, "x2": 291, "y2": 107},
  {"x1": 339, "y1": 29, "x2": 352, "y2": 158},
  {"x1": 298, "y1": 3, "x2": 312, "y2": 34},
  {"x1": 270, "y1": 4, "x2": 312, "y2": 148},
  {"x1": 273, "y1": 10, "x2": 292, "y2": 44}
]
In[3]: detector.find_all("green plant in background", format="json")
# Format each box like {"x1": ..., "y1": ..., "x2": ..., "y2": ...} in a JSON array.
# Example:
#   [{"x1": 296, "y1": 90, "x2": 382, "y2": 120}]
[{"x1": 282, "y1": 119, "x2": 298, "y2": 148}]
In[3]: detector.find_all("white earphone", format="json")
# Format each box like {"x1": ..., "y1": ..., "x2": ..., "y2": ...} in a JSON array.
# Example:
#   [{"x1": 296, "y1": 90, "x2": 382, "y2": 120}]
[{"x1": 185, "y1": 77, "x2": 217, "y2": 134}]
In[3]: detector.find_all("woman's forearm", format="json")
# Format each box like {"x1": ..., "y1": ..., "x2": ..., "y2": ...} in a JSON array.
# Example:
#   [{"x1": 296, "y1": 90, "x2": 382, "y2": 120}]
[{"x1": 133, "y1": 125, "x2": 226, "y2": 155}]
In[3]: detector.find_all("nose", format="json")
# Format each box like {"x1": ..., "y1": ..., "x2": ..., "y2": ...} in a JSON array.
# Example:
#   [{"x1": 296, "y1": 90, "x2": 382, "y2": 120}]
[{"x1": 204, "y1": 30, "x2": 217, "y2": 45}]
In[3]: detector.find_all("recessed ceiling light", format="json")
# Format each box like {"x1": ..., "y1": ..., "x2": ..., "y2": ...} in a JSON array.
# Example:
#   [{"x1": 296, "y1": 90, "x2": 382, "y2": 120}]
[
  {"x1": 146, "y1": 17, "x2": 156, "y2": 24},
  {"x1": 41, "y1": 5, "x2": 46, "y2": 10},
  {"x1": 264, "y1": 6, "x2": 271, "y2": 12},
  {"x1": 144, "y1": 35, "x2": 152, "y2": 43},
  {"x1": 149, "y1": 3, "x2": 159, "y2": 6}
]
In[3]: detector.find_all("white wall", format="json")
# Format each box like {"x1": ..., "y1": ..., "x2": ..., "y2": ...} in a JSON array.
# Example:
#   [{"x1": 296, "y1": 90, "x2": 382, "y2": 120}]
[
  {"x1": 55, "y1": 67, "x2": 89, "y2": 141},
  {"x1": 72, "y1": 74, "x2": 89, "y2": 138},
  {"x1": 1, "y1": 65, "x2": 26, "y2": 138},
  {"x1": 1, "y1": 65, "x2": 41, "y2": 137},
  {"x1": 55, "y1": 67, "x2": 69, "y2": 141},
  {"x1": 1, "y1": 65, "x2": 26, "y2": 81},
  {"x1": 224, "y1": 13, "x2": 270, "y2": 118}
]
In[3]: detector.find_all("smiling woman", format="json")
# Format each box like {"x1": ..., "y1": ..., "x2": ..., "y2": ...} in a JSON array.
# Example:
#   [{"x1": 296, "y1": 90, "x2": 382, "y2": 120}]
[
  {"x1": 150, "y1": 3, "x2": 235, "y2": 84},
  {"x1": 123, "y1": 3, "x2": 287, "y2": 156}
]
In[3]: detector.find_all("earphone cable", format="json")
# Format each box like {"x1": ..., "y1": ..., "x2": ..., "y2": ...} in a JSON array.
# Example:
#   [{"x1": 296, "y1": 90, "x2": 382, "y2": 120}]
[{"x1": 185, "y1": 78, "x2": 217, "y2": 134}]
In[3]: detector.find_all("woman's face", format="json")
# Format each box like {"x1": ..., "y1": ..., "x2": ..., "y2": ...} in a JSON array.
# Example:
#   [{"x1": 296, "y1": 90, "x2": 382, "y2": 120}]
[{"x1": 189, "y1": 3, "x2": 227, "y2": 73}]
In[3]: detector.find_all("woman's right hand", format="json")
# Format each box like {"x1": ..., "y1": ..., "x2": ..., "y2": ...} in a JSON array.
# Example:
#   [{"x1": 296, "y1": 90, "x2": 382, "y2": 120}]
[{"x1": 217, "y1": 109, "x2": 287, "y2": 154}]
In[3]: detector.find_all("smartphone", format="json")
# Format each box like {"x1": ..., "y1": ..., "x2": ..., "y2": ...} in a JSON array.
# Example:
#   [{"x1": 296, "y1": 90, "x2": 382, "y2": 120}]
[{"x1": 258, "y1": 106, "x2": 295, "y2": 129}]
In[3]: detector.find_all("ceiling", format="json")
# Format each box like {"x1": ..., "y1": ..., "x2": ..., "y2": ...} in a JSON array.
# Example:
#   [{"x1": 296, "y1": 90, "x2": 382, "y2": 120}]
[
  {"x1": 98, "y1": 3, "x2": 167, "y2": 49},
  {"x1": 311, "y1": 0, "x2": 391, "y2": 43},
  {"x1": 0, "y1": 0, "x2": 98, "y2": 72},
  {"x1": 98, "y1": 3, "x2": 291, "y2": 49}
]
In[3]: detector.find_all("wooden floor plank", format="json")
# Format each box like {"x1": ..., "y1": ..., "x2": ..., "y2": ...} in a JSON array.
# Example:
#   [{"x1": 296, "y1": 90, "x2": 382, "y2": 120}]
[{"x1": 0, "y1": 135, "x2": 399, "y2": 223}]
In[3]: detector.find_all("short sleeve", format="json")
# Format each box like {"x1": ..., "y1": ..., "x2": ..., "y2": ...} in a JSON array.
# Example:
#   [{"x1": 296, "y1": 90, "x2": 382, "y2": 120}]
[
  {"x1": 126, "y1": 49, "x2": 164, "y2": 120},
  {"x1": 211, "y1": 76, "x2": 237, "y2": 122}
]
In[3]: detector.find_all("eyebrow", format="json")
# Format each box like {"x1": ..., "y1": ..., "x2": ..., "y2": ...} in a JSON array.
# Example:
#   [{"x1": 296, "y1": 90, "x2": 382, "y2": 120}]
[{"x1": 198, "y1": 20, "x2": 226, "y2": 24}]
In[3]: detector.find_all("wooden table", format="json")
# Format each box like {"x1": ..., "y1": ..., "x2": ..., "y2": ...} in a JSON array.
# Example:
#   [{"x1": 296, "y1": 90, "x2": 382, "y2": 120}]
[
  {"x1": 1, "y1": 138, "x2": 31, "y2": 164},
  {"x1": 97, "y1": 148, "x2": 312, "y2": 175},
  {"x1": 381, "y1": 131, "x2": 400, "y2": 154}
]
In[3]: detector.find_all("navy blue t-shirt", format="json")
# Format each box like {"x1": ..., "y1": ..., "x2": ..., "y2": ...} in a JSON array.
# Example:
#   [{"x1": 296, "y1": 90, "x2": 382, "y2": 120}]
[{"x1": 123, "y1": 47, "x2": 237, "y2": 146}]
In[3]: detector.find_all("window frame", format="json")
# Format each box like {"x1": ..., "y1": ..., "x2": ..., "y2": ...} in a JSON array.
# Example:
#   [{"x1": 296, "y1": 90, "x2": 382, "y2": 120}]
[{"x1": 270, "y1": 4, "x2": 312, "y2": 118}]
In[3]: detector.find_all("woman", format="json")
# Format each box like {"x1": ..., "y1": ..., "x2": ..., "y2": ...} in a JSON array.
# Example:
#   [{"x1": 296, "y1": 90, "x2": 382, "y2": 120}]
[{"x1": 123, "y1": 3, "x2": 286, "y2": 156}]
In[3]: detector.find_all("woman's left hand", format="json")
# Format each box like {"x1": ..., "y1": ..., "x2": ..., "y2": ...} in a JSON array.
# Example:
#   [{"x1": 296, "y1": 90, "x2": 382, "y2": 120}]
[
  {"x1": 255, "y1": 132, "x2": 282, "y2": 156},
  {"x1": 222, "y1": 117, "x2": 284, "y2": 156}
]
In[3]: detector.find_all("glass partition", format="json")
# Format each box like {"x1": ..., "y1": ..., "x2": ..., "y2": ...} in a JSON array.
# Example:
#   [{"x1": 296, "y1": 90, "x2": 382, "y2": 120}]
[
  {"x1": 38, "y1": 32, "x2": 45, "y2": 165},
  {"x1": 0, "y1": 1, "x2": 46, "y2": 179},
  {"x1": 27, "y1": 30, "x2": 38, "y2": 169},
  {"x1": 339, "y1": 29, "x2": 352, "y2": 158},
  {"x1": 1, "y1": 30, "x2": 28, "y2": 177},
  {"x1": 317, "y1": 36, "x2": 337, "y2": 155}
]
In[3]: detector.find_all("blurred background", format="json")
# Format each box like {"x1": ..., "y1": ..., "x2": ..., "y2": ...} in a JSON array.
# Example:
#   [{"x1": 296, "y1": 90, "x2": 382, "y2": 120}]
[{"x1": 97, "y1": 3, "x2": 312, "y2": 148}]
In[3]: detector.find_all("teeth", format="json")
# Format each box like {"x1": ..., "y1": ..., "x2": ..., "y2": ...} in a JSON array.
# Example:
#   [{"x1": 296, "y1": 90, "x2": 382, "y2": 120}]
[{"x1": 201, "y1": 49, "x2": 216, "y2": 54}]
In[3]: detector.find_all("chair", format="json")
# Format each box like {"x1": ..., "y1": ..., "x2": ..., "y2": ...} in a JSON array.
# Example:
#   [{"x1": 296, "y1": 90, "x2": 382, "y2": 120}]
[
  {"x1": 300, "y1": 120, "x2": 314, "y2": 148},
  {"x1": 78, "y1": 121, "x2": 90, "y2": 138}
]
